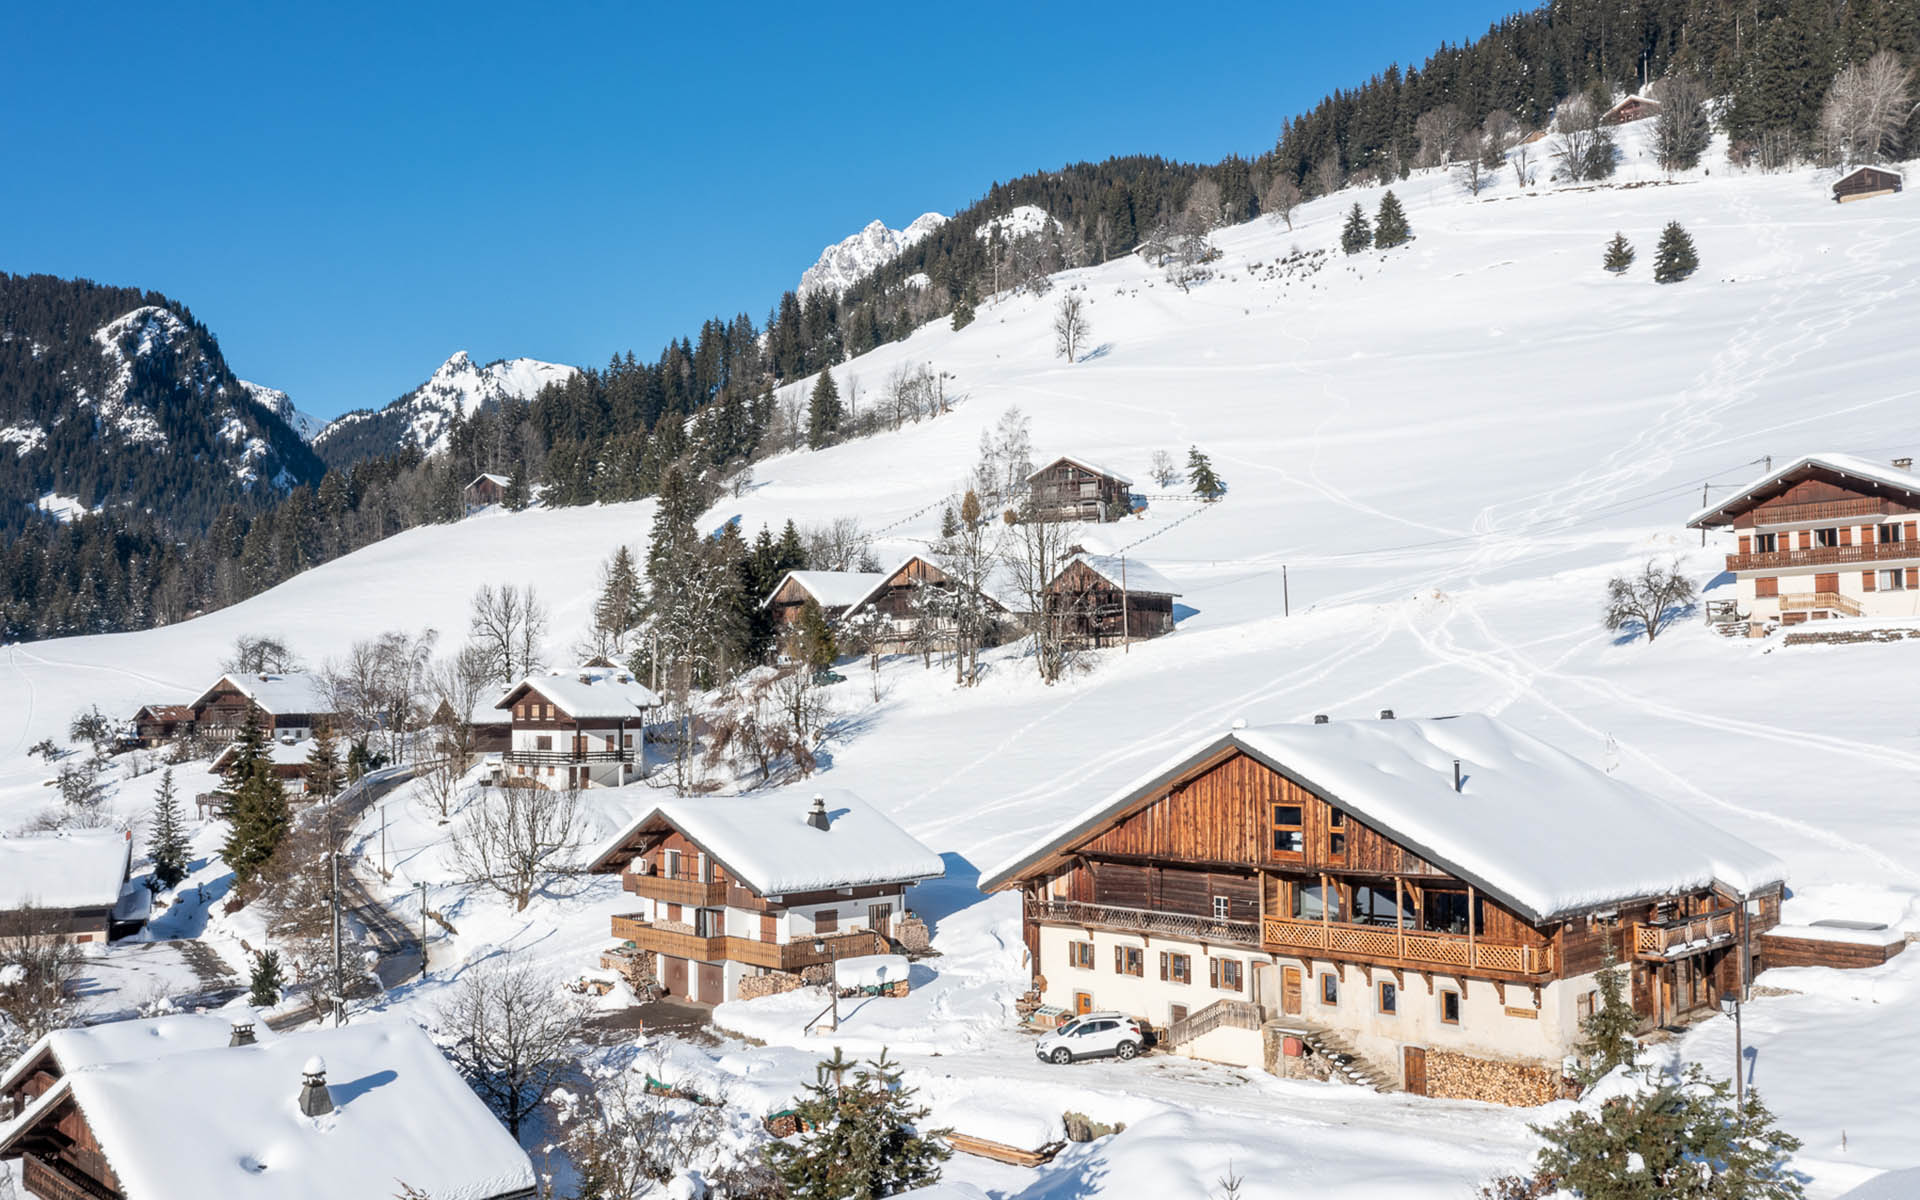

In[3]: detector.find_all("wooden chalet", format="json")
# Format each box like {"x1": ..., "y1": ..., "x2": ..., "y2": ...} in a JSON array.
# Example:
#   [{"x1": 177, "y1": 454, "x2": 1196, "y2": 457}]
[
  {"x1": 0, "y1": 831, "x2": 147, "y2": 946},
  {"x1": 586, "y1": 789, "x2": 943, "y2": 1005},
  {"x1": 463, "y1": 472, "x2": 511, "y2": 514},
  {"x1": 1600, "y1": 94, "x2": 1660, "y2": 124},
  {"x1": 497, "y1": 666, "x2": 659, "y2": 789},
  {"x1": 762, "y1": 569, "x2": 889, "y2": 631},
  {"x1": 130, "y1": 705, "x2": 192, "y2": 747},
  {"x1": 0, "y1": 1022, "x2": 537, "y2": 1200},
  {"x1": 1026, "y1": 456, "x2": 1133, "y2": 523},
  {"x1": 838, "y1": 555, "x2": 1014, "y2": 651},
  {"x1": 211, "y1": 736, "x2": 323, "y2": 797},
  {"x1": 980, "y1": 713, "x2": 1788, "y2": 1104},
  {"x1": 1688, "y1": 453, "x2": 1920, "y2": 636},
  {"x1": 1043, "y1": 551, "x2": 1179, "y2": 648},
  {"x1": 1, "y1": 1013, "x2": 261, "y2": 1123},
  {"x1": 187, "y1": 673, "x2": 335, "y2": 740},
  {"x1": 428, "y1": 696, "x2": 513, "y2": 755},
  {"x1": 1832, "y1": 165, "x2": 1903, "y2": 203}
]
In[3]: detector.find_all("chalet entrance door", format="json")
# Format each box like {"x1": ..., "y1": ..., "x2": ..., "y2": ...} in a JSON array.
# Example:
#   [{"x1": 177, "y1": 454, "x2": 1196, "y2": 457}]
[
  {"x1": 1281, "y1": 966, "x2": 1303, "y2": 1016},
  {"x1": 1074, "y1": 991, "x2": 1093, "y2": 1015},
  {"x1": 1403, "y1": 1046, "x2": 1429, "y2": 1096},
  {"x1": 662, "y1": 955, "x2": 687, "y2": 997},
  {"x1": 868, "y1": 903, "x2": 894, "y2": 939},
  {"x1": 696, "y1": 961, "x2": 724, "y2": 1004}
]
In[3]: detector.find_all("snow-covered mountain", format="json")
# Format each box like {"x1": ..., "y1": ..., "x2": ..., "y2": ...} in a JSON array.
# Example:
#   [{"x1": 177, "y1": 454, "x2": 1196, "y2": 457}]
[
  {"x1": 239, "y1": 379, "x2": 325, "y2": 441},
  {"x1": 973, "y1": 203, "x2": 1059, "y2": 242},
  {"x1": 314, "y1": 350, "x2": 577, "y2": 465},
  {"x1": 798, "y1": 212, "x2": 947, "y2": 296}
]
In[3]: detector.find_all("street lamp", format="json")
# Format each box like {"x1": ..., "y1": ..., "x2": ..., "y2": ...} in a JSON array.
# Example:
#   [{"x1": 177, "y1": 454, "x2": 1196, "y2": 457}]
[
  {"x1": 1719, "y1": 991, "x2": 1744, "y2": 1109},
  {"x1": 814, "y1": 937, "x2": 839, "y2": 1031}
]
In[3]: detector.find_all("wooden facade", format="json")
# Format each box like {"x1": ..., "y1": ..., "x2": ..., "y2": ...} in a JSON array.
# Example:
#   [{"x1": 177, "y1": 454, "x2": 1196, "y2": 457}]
[
  {"x1": 840, "y1": 556, "x2": 1010, "y2": 651},
  {"x1": 463, "y1": 473, "x2": 510, "y2": 513},
  {"x1": 1833, "y1": 165, "x2": 1903, "y2": 203},
  {"x1": 1601, "y1": 95, "x2": 1660, "y2": 124},
  {"x1": 188, "y1": 679, "x2": 330, "y2": 738},
  {"x1": 1026, "y1": 457, "x2": 1132, "y2": 523},
  {"x1": 1043, "y1": 558, "x2": 1175, "y2": 648},
  {"x1": 5, "y1": 1094, "x2": 125, "y2": 1200},
  {"x1": 500, "y1": 684, "x2": 640, "y2": 789},
  {"x1": 131, "y1": 705, "x2": 192, "y2": 747}
]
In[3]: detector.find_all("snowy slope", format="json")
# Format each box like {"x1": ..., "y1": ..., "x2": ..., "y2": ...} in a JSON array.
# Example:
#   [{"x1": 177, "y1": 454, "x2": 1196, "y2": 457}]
[
  {"x1": 313, "y1": 350, "x2": 576, "y2": 461},
  {"x1": 7, "y1": 123, "x2": 1920, "y2": 1196},
  {"x1": 799, "y1": 212, "x2": 947, "y2": 296}
]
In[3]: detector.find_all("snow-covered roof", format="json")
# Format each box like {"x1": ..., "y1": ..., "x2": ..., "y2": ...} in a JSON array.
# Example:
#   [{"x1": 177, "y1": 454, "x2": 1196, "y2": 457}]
[
  {"x1": 0, "y1": 830, "x2": 131, "y2": 911},
  {"x1": 839, "y1": 555, "x2": 1014, "y2": 620},
  {"x1": 0, "y1": 1022, "x2": 535, "y2": 1200},
  {"x1": 1833, "y1": 165, "x2": 1902, "y2": 184},
  {"x1": 134, "y1": 704, "x2": 193, "y2": 721},
  {"x1": 1026, "y1": 455, "x2": 1133, "y2": 486},
  {"x1": 1688, "y1": 452, "x2": 1920, "y2": 527},
  {"x1": 497, "y1": 666, "x2": 660, "y2": 720},
  {"x1": 215, "y1": 737, "x2": 318, "y2": 768},
  {"x1": 469, "y1": 472, "x2": 512, "y2": 488},
  {"x1": 1050, "y1": 552, "x2": 1180, "y2": 597},
  {"x1": 192, "y1": 672, "x2": 334, "y2": 716},
  {"x1": 761, "y1": 569, "x2": 891, "y2": 611},
  {"x1": 0, "y1": 1012, "x2": 267, "y2": 1100},
  {"x1": 980, "y1": 713, "x2": 1786, "y2": 923},
  {"x1": 587, "y1": 787, "x2": 945, "y2": 895}
]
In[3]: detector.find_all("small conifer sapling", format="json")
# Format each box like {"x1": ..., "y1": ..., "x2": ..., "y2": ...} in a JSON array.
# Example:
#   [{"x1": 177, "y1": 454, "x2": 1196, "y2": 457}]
[{"x1": 1603, "y1": 232, "x2": 1635, "y2": 274}]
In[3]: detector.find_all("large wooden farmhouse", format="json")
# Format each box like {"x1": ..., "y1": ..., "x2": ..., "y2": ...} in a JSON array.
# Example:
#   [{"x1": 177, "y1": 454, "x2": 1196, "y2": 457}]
[
  {"x1": 0, "y1": 1021, "x2": 536, "y2": 1200},
  {"x1": 838, "y1": 555, "x2": 1016, "y2": 652},
  {"x1": 497, "y1": 666, "x2": 660, "y2": 789},
  {"x1": 0, "y1": 831, "x2": 148, "y2": 945},
  {"x1": 587, "y1": 788, "x2": 944, "y2": 1005},
  {"x1": 1026, "y1": 456, "x2": 1133, "y2": 523},
  {"x1": 980, "y1": 713, "x2": 1787, "y2": 1104},
  {"x1": 188, "y1": 673, "x2": 336, "y2": 740},
  {"x1": 1688, "y1": 453, "x2": 1920, "y2": 636},
  {"x1": 1043, "y1": 551, "x2": 1179, "y2": 647}
]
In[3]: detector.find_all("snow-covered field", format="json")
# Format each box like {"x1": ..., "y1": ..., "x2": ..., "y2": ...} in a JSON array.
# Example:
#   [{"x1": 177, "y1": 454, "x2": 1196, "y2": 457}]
[{"x1": 5, "y1": 120, "x2": 1920, "y2": 1197}]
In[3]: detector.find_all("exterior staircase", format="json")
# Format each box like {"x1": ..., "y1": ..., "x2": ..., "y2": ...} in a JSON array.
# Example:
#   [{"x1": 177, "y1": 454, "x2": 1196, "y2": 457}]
[
  {"x1": 1160, "y1": 998, "x2": 1263, "y2": 1049},
  {"x1": 1280, "y1": 1024, "x2": 1399, "y2": 1092}
]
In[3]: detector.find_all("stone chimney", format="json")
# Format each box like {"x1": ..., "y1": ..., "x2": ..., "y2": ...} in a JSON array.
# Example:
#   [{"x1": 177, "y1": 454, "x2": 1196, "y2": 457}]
[
  {"x1": 1313, "y1": 714, "x2": 1329, "y2": 724},
  {"x1": 1379, "y1": 708, "x2": 1395, "y2": 720},
  {"x1": 299, "y1": 1056, "x2": 334, "y2": 1117},
  {"x1": 229, "y1": 1015, "x2": 257, "y2": 1047},
  {"x1": 806, "y1": 794, "x2": 831, "y2": 831}
]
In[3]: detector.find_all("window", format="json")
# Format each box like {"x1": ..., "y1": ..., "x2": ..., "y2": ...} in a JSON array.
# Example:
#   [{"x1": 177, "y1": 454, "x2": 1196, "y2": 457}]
[
  {"x1": 1210, "y1": 957, "x2": 1243, "y2": 992},
  {"x1": 1321, "y1": 973, "x2": 1339, "y2": 1005},
  {"x1": 1881, "y1": 570, "x2": 1907, "y2": 591},
  {"x1": 1115, "y1": 946, "x2": 1145, "y2": 977},
  {"x1": 815, "y1": 909, "x2": 839, "y2": 934},
  {"x1": 1292, "y1": 882, "x2": 1342, "y2": 921},
  {"x1": 535, "y1": 734, "x2": 553, "y2": 751},
  {"x1": 1815, "y1": 527, "x2": 1840, "y2": 548},
  {"x1": 1752, "y1": 532, "x2": 1778, "y2": 553},
  {"x1": 1270, "y1": 804, "x2": 1303, "y2": 856},
  {"x1": 1328, "y1": 807, "x2": 1348, "y2": 860},
  {"x1": 1441, "y1": 990, "x2": 1460, "y2": 1024},
  {"x1": 1160, "y1": 951, "x2": 1191, "y2": 983},
  {"x1": 1212, "y1": 896, "x2": 1232, "y2": 921},
  {"x1": 1879, "y1": 523, "x2": 1905, "y2": 544},
  {"x1": 1068, "y1": 941, "x2": 1095, "y2": 970},
  {"x1": 1378, "y1": 981, "x2": 1398, "y2": 1015},
  {"x1": 1576, "y1": 991, "x2": 1597, "y2": 1023},
  {"x1": 1423, "y1": 890, "x2": 1474, "y2": 935}
]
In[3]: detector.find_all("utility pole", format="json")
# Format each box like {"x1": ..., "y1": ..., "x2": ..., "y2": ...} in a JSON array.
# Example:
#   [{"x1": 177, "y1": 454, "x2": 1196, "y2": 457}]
[
  {"x1": 329, "y1": 851, "x2": 343, "y2": 1028},
  {"x1": 1702, "y1": 482, "x2": 1710, "y2": 546},
  {"x1": 380, "y1": 804, "x2": 388, "y2": 880},
  {"x1": 1121, "y1": 554, "x2": 1130, "y2": 654},
  {"x1": 1283, "y1": 565, "x2": 1290, "y2": 617},
  {"x1": 417, "y1": 880, "x2": 430, "y2": 980}
]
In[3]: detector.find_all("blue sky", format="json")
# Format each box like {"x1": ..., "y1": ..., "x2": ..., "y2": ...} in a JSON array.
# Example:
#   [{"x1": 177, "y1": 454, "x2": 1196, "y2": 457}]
[{"x1": 2, "y1": 2, "x2": 1520, "y2": 421}]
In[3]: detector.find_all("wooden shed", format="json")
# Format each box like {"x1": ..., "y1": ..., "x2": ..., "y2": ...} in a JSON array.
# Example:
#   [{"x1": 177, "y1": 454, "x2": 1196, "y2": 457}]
[
  {"x1": 1601, "y1": 95, "x2": 1661, "y2": 125},
  {"x1": 1042, "y1": 552, "x2": 1179, "y2": 648},
  {"x1": 464, "y1": 473, "x2": 511, "y2": 513},
  {"x1": 1832, "y1": 165, "x2": 1903, "y2": 203}
]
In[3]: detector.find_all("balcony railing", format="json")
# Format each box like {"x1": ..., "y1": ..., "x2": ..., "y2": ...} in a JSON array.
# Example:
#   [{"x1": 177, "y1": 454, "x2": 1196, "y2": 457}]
[
  {"x1": 1779, "y1": 591, "x2": 1864, "y2": 617},
  {"x1": 506, "y1": 747, "x2": 633, "y2": 766},
  {"x1": 1634, "y1": 908, "x2": 1738, "y2": 959},
  {"x1": 623, "y1": 871, "x2": 729, "y2": 907},
  {"x1": 1727, "y1": 541, "x2": 1917, "y2": 572},
  {"x1": 610, "y1": 914, "x2": 886, "y2": 970},
  {"x1": 1752, "y1": 497, "x2": 1900, "y2": 526},
  {"x1": 1026, "y1": 898, "x2": 1262, "y2": 947},
  {"x1": 1262, "y1": 916, "x2": 1552, "y2": 976},
  {"x1": 23, "y1": 1153, "x2": 120, "y2": 1200}
]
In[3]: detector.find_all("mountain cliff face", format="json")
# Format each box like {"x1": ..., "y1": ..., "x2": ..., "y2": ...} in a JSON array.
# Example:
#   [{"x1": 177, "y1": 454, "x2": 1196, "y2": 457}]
[
  {"x1": 798, "y1": 213, "x2": 947, "y2": 296},
  {"x1": 0, "y1": 273, "x2": 323, "y2": 533},
  {"x1": 240, "y1": 379, "x2": 325, "y2": 441},
  {"x1": 313, "y1": 350, "x2": 576, "y2": 466}
]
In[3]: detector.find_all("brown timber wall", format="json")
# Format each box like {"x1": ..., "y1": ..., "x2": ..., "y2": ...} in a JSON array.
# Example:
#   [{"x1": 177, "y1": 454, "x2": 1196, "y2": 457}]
[{"x1": 1763, "y1": 933, "x2": 1906, "y2": 970}]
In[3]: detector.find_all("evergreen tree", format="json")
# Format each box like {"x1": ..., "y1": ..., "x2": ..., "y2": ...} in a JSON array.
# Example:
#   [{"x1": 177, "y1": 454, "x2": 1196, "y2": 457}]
[
  {"x1": 305, "y1": 721, "x2": 343, "y2": 801},
  {"x1": 950, "y1": 294, "x2": 975, "y2": 332},
  {"x1": 1603, "y1": 232, "x2": 1636, "y2": 274},
  {"x1": 764, "y1": 1048, "x2": 952, "y2": 1200},
  {"x1": 776, "y1": 519, "x2": 809, "y2": 571},
  {"x1": 1340, "y1": 204, "x2": 1373, "y2": 254},
  {"x1": 147, "y1": 767, "x2": 189, "y2": 890},
  {"x1": 1574, "y1": 937, "x2": 1639, "y2": 1086},
  {"x1": 248, "y1": 949, "x2": 285, "y2": 1008},
  {"x1": 796, "y1": 598, "x2": 837, "y2": 673},
  {"x1": 1653, "y1": 221, "x2": 1699, "y2": 283},
  {"x1": 1186, "y1": 447, "x2": 1226, "y2": 502},
  {"x1": 1373, "y1": 190, "x2": 1411, "y2": 248},
  {"x1": 808, "y1": 370, "x2": 844, "y2": 450},
  {"x1": 592, "y1": 545, "x2": 644, "y2": 653},
  {"x1": 220, "y1": 708, "x2": 290, "y2": 885},
  {"x1": 503, "y1": 471, "x2": 531, "y2": 511}
]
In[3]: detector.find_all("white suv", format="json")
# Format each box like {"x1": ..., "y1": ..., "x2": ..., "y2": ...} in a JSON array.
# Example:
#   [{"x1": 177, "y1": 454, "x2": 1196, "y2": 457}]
[{"x1": 1035, "y1": 1012, "x2": 1146, "y2": 1065}]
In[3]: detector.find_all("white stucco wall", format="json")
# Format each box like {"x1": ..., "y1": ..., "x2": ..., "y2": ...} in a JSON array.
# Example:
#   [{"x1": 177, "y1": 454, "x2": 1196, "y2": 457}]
[{"x1": 1037, "y1": 925, "x2": 1268, "y2": 1027}]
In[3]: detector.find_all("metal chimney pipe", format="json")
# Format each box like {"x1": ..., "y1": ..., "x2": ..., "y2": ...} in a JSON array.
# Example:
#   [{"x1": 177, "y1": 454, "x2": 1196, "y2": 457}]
[
  {"x1": 1453, "y1": 759, "x2": 1463, "y2": 792},
  {"x1": 1379, "y1": 708, "x2": 1395, "y2": 720}
]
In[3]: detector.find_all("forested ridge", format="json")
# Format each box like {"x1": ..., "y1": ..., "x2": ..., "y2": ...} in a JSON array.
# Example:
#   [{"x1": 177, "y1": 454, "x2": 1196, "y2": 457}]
[{"x1": 3, "y1": 0, "x2": 1914, "y2": 643}]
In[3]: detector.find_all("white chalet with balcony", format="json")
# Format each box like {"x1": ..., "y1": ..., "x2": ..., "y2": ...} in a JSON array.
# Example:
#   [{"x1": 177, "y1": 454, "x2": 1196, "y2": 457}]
[{"x1": 496, "y1": 666, "x2": 660, "y2": 789}]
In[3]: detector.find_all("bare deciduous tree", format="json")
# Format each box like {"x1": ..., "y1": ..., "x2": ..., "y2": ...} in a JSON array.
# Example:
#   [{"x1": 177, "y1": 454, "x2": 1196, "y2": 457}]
[
  {"x1": 1480, "y1": 110, "x2": 1515, "y2": 169},
  {"x1": 1821, "y1": 51, "x2": 1916, "y2": 164},
  {"x1": 1552, "y1": 95, "x2": 1616, "y2": 181},
  {"x1": 1603, "y1": 560, "x2": 1698, "y2": 645},
  {"x1": 800, "y1": 517, "x2": 874, "y2": 574},
  {"x1": 1180, "y1": 178, "x2": 1224, "y2": 233},
  {"x1": 451, "y1": 784, "x2": 581, "y2": 911},
  {"x1": 436, "y1": 952, "x2": 589, "y2": 1137},
  {"x1": 223, "y1": 634, "x2": 302, "y2": 675},
  {"x1": 1004, "y1": 504, "x2": 1081, "y2": 684},
  {"x1": 557, "y1": 1061, "x2": 776, "y2": 1199},
  {"x1": 255, "y1": 822, "x2": 366, "y2": 1021},
  {"x1": 1415, "y1": 104, "x2": 1468, "y2": 167},
  {"x1": 1310, "y1": 155, "x2": 1343, "y2": 197},
  {"x1": 0, "y1": 905, "x2": 84, "y2": 1052},
  {"x1": 1149, "y1": 450, "x2": 1180, "y2": 488},
  {"x1": 1053, "y1": 292, "x2": 1091, "y2": 363},
  {"x1": 468, "y1": 583, "x2": 549, "y2": 688},
  {"x1": 938, "y1": 490, "x2": 1006, "y2": 686},
  {"x1": 1261, "y1": 175, "x2": 1301, "y2": 231}
]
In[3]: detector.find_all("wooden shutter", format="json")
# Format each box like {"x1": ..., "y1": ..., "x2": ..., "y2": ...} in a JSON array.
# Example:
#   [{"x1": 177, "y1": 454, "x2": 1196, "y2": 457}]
[
  {"x1": 1208, "y1": 957, "x2": 1219, "y2": 988},
  {"x1": 1864, "y1": 571, "x2": 1877, "y2": 591},
  {"x1": 1114, "y1": 945, "x2": 1124, "y2": 973},
  {"x1": 1159, "y1": 952, "x2": 1169, "y2": 981},
  {"x1": 1755, "y1": 577, "x2": 1779, "y2": 598},
  {"x1": 1799, "y1": 530, "x2": 1812, "y2": 550},
  {"x1": 1815, "y1": 573, "x2": 1840, "y2": 593},
  {"x1": 1738, "y1": 535, "x2": 1751, "y2": 555},
  {"x1": 1909, "y1": 567, "x2": 1919, "y2": 589},
  {"x1": 1906, "y1": 521, "x2": 1917, "y2": 542},
  {"x1": 1840, "y1": 526, "x2": 1854, "y2": 546}
]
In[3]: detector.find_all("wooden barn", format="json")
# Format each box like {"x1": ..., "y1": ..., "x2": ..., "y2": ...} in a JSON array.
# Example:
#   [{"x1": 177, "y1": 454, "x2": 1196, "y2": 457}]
[
  {"x1": 464, "y1": 472, "x2": 511, "y2": 514},
  {"x1": 1026, "y1": 456, "x2": 1133, "y2": 523},
  {"x1": 131, "y1": 704, "x2": 193, "y2": 747},
  {"x1": 980, "y1": 713, "x2": 1789, "y2": 1105},
  {"x1": 839, "y1": 555, "x2": 1014, "y2": 651},
  {"x1": 1043, "y1": 552, "x2": 1179, "y2": 648},
  {"x1": 1600, "y1": 94, "x2": 1661, "y2": 124},
  {"x1": 188, "y1": 673, "x2": 336, "y2": 740},
  {"x1": 761, "y1": 569, "x2": 889, "y2": 629},
  {"x1": 1832, "y1": 165, "x2": 1903, "y2": 203}
]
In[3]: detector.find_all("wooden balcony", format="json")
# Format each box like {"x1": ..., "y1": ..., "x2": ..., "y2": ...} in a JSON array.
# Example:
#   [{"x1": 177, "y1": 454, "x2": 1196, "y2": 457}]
[
  {"x1": 1727, "y1": 541, "x2": 1918, "y2": 572},
  {"x1": 1262, "y1": 916, "x2": 1552, "y2": 977},
  {"x1": 623, "y1": 871, "x2": 728, "y2": 907},
  {"x1": 609, "y1": 914, "x2": 885, "y2": 970},
  {"x1": 505, "y1": 747, "x2": 633, "y2": 766},
  {"x1": 1633, "y1": 908, "x2": 1738, "y2": 960},
  {"x1": 23, "y1": 1153, "x2": 120, "y2": 1200},
  {"x1": 1752, "y1": 497, "x2": 1900, "y2": 527},
  {"x1": 1779, "y1": 591, "x2": 1863, "y2": 617},
  {"x1": 1027, "y1": 897, "x2": 1262, "y2": 948}
]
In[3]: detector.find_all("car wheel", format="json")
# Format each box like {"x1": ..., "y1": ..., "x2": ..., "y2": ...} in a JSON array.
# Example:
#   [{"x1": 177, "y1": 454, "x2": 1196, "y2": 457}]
[
  {"x1": 1050, "y1": 1047, "x2": 1073, "y2": 1065},
  {"x1": 1116, "y1": 1040, "x2": 1139, "y2": 1060}
]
